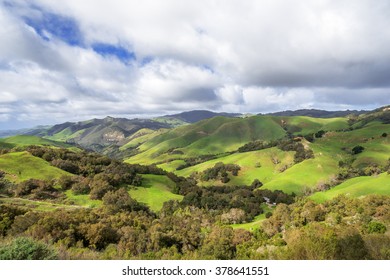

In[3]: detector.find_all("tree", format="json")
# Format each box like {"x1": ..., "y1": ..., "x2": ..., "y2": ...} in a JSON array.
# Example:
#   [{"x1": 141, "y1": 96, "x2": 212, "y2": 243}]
[
  {"x1": 352, "y1": 145, "x2": 365, "y2": 155},
  {"x1": 221, "y1": 208, "x2": 246, "y2": 224},
  {"x1": 80, "y1": 222, "x2": 119, "y2": 250},
  {"x1": 71, "y1": 177, "x2": 91, "y2": 195},
  {"x1": 89, "y1": 179, "x2": 114, "y2": 200},
  {"x1": 201, "y1": 226, "x2": 235, "y2": 259},
  {"x1": 251, "y1": 179, "x2": 263, "y2": 188},
  {"x1": 315, "y1": 130, "x2": 326, "y2": 138},
  {"x1": 102, "y1": 188, "x2": 148, "y2": 213}
]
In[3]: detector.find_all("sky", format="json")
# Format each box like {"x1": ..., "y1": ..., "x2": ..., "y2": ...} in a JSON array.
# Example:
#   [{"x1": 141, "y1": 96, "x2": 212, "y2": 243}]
[{"x1": 0, "y1": 0, "x2": 389, "y2": 129}]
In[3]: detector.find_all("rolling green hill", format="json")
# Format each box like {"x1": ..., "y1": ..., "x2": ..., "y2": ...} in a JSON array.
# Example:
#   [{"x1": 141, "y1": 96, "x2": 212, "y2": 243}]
[
  {"x1": 0, "y1": 135, "x2": 72, "y2": 149},
  {"x1": 310, "y1": 173, "x2": 390, "y2": 203},
  {"x1": 125, "y1": 116, "x2": 288, "y2": 165},
  {"x1": 125, "y1": 115, "x2": 355, "y2": 165},
  {"x1": 174, "y1": 147, "x2": 295, "y2": 186},
  {"x1": 0, "y1": 151, "x2": 71, "y2": 182},
  {"x1": 24, "y1": 117, "x2": 171, "y2": 157},
  {"x1": 1, "y1": 107, "x2": 389, "y2": 209},
  {"x1": 1, "y1": 107, "x2": 389, "y2": 260},
  {"x1": 125, "y1": 109, "x2": 389, "y2": 199}
]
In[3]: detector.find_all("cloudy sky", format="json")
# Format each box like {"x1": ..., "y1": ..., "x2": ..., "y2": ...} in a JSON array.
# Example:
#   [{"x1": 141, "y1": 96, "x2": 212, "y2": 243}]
[{"x1": 0, "y1": 0, "x2": 389, "y2": 129}]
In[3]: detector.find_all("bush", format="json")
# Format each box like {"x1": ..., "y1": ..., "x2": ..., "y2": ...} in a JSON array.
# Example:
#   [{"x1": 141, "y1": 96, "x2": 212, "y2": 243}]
[
  {"x1": 315, "y1": 130, "x2": 326, "y2": 138},
  {"x1": 352, "y1": 145, "x2": 365, "y2": 155},
  {"x1": 251, "y1": 179, "x2": 263, "y2": 188},
  {"x1": 0, "y1": 237, "x2": 57, "y2": 260},
  {"x1": 365, "y1": 221, "x2": 387, "y2": 234}
]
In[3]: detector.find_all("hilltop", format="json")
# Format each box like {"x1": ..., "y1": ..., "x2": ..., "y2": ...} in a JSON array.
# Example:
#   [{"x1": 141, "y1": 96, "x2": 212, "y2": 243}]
[{"x1": 265, "y1": 108, "x2": 370, "y2": 118}]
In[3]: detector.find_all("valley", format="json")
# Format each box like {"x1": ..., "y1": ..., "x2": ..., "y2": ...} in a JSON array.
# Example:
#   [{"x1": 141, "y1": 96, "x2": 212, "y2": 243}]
[{"x1": 0, "y1": 107, "x2": 389, "y2": 260}]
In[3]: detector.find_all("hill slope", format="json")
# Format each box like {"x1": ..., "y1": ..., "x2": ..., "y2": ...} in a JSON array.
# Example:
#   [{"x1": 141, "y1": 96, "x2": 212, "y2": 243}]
[
  {"x1": 126, "y1": 108, "x2": 390, "y2": 199},
  {"x1": 0, "y1": 151, "x2": 71, "y2": 182},
  {"x1": 24, "y1": 117, "x2": 170, "y2": 157},
  {"x1": 310, "y1": 173, "x2": 390, "y2": 203},
  {"x1": 266, "y1": 108, "x2": 369, "y2": 118},
  {"x1": 0, "y1": 135, "x2": 72, "y2": 149}
]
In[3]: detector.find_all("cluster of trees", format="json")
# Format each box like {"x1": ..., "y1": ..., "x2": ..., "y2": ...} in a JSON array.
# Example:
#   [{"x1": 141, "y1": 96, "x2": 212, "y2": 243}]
[
  {"x1": 337, "y1": 150, "x2": 388, "y2": 181},
  {"x1": 237, "y1": 138, "x2": 314, "y2": 164},
  {"x1": 23, "y1": 146, "x2": 170, "y2": 201},
  {"x1": 14, "y1": 179, "x2": 62, "y2": 200},
  {"x1": 181, "y1": 185, "x2": 263, "y2": 222},
  {"x1": 349, "y1": 109, "x2": 390, "y2": 129},
  {"x1": 1, "y1": 194, "x2": 388, "y2": 260},
  {"x1": 256, "y1": 195, "x2": 390, "y2": 259},
  {"x1": 237, "y1": 140, "x2": 277, "y2": 153},
  {"x1": 277, "y1": 140, "x2": 314, "y2": 163},
  {"x1": 176, "y1": 155, "x2": 217, "y2": 170},
  {"x1": 200, "y1": 162, "x2": 241, "y2": 183}
]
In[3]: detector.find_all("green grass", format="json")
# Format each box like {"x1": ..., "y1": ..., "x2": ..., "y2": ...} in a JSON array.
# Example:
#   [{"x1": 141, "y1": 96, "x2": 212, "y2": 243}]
[
  {"x1": 262, "y1": 144, "x2": 339, "y2": 194},
  {"x1": 157, "y1": 160, "x2": 187, "y2": 172},
  {"x1": 120, "y1": 129, "x2": 168, "y2": 151},
  {"x1": 64, "y1": 190, "x2": 102, "y2": 208},
  {"x1": 128, "y1": 174, "x2": 183, "y2": 212},
  {"x1": 152, "y1": 117, "x2": 189, "y2": 127},
  {"x1": 231, "y1": 205, "x2": 273, "y2": 231},
  {"x1": 310, "y1": 173, "x2": 390, "y2": 203},
  {"x1": 274, "y1": 116, "x2": 349, "y2": 135},
  {"x1": 126, "y1": 116, "x2": 287, "y2": 165},
  {"x1": 0, "y1": 135, "x2": 71, "y2": 148},
  {"x1": 0, "y1": 152, "x2": 70, "y2": 182},
  {"x1": 44, "y1": 128, "x2": 86, "y2": 142},
  {"x1": 0, "y1": 197, "x2": 84, "y2": 212},
  {"x1": 129, "y1": 118, "x2": 389, "y2": 196},
  {"x1": 175, "y1": 147, "x2": 295, "y2": 186}
]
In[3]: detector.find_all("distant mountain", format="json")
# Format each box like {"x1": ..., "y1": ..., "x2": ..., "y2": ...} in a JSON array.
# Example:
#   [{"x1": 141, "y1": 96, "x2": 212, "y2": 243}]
[
  {"x1": 0, "y1": 126, "x2": 51, "y2": 138},
  {"x1": 162, "y1": 110, "x2": 242, "y2": 123},
  {"x1": 264, "y1": 109, "x2": 370, "y2": 118},
  {"x1": 25, "y1": 116, "x2": 170, "y2": 156}
]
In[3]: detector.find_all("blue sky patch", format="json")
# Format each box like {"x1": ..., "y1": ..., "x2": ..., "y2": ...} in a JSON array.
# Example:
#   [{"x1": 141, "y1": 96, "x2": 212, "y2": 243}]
[
  {"x1": 92, "y1": 43, "x2": 136, "y2": 62},
  {"x1": 23, "y1": 11, "x2": 83, "y2": 46}
]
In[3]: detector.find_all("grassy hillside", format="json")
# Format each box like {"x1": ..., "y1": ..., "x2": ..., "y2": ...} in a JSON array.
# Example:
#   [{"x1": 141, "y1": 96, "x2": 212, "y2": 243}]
[
  {"x1": 126, "y1": 115, "x2": 353, "y2": 166},
  {"x1": 128, "y1": 174, "x2": 183, "y2": 212},
  {"x1": 175, "y1": 147, "x2": 295, "y2": 186},
  {"x1": 273, "y1": 116, "x2": 349, "y2": 135},
  {"x1": 0, "y1": 135, "x2": 71, "y2": 149},
  {"x1": 126, "y1": 116, "x2": 288, "y2": 165},
  {"x1": 119, "y1": 128, "x2": 168, "y2": 151},
  {"x1": 0, "y1": 151, "x2": 71, "y2": 182},
  {"x1": 64, "y1": 190, "x2": 102, "y2": 208},
  {"x1": 0, "y1": 197, "x2": 85, "y2": 211},
  {"x1": 310, "y1": 173, "x2": 390, "y2": 203},
  {"x1": 125, "y1": 114, "x2": 389, "y2": 198}
]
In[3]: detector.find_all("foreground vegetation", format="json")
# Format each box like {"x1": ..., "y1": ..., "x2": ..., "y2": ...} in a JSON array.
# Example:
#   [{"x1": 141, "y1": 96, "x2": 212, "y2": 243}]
[{"x1": 1, "y1": 193, "x2": 388, "y2": 260}]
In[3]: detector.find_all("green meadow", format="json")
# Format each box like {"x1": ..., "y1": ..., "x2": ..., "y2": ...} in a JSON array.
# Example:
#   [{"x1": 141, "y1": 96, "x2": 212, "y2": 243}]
[
  {"x1": 175, "y1": 147, "x2": 295, "y2": 187},
  {"x1": 64, "y1": 190, "x2": 103, "y2": 208},
  {"x1": 310, "y1": 173, "x2": 390, "y2": 203},
  {"x1": 0, "y1": 151, "x2": 70, "y2": 182},
  {"x1": 128, "y1": 174, "x2": 183, "y2": 212}
]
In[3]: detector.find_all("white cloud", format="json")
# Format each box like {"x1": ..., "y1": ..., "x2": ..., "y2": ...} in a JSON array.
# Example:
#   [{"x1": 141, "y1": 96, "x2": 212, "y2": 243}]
[
  {"x1": 240, "y1": 87, "x2": 315, "y2": 112},
  {"x1": 0, "y1": 0, "x2": 389, "y2": 129}
]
